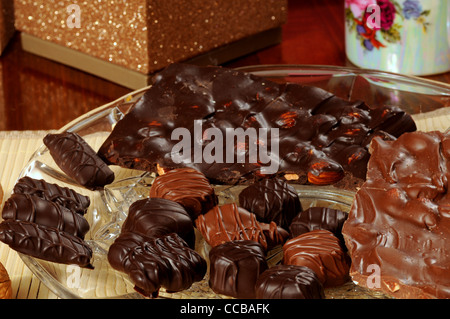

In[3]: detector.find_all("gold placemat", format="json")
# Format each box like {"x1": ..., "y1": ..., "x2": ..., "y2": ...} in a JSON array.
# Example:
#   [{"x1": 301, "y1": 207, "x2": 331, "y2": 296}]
[{"x1": 0, "y1": 108, "x2": 447, "y2": 299}]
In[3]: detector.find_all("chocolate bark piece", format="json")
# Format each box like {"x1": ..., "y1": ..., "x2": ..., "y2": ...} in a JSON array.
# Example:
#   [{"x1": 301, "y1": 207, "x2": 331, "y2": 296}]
[
  {"x1": 283, "y1": 229, "x2": 350, "y2": 287},
  {"x1": 44, "y1": 132, "x2": 115, "y2": 190},
  {"x1": 149, "y1": 168, "x2": 217, "y2": 220},
  {"x1": 107, "y1": 232, "x2": 206, "y2": 298},
  {"x1": 342, "y1": 131, "x2": 450, "y2": 299},
  {"x1": 208, "y1": 240, "x2": 268, "y2": 299},
  {"x1": 255, "y1": 264, "x2": 325, "y2": 299},
  {"x1": 97, "y1": 63, "x2": 416, "y2": 188},
  {"x1": 0, "y1": 219, "x2": 93, "y2": 269},
  {"x1": 2, "y1": 193, "x2": 90, "y2": 239},
  {"x1": 195, "y1": 203, "x2": 289, "y2": 251},
  {"x1": 122, "y1": 197, "x2": 195, "y2": 249},
  {"x1": 238, "y1": 177, "x2": 301, "y2": 229},
  {"x1": 289, "y1": 207, "x2": 347, "y2": 246},
  {"x1": 13, "y1": 176, "x2": 90, "y2": 215}
]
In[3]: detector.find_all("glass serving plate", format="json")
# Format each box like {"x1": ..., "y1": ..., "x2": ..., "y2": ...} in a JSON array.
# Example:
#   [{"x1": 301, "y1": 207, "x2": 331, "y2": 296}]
[{"x1": 16, "y1": 65, "x2": 450, "y2": 299}]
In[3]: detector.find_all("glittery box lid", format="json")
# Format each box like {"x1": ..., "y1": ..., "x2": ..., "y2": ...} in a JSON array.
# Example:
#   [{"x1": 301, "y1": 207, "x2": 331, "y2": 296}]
[
  {"x1": 14, "y1": 0, "x2": 288, "y2": 74},
  {"x1": 0, "y1": 0, "x2": 15, "y2": 54}
]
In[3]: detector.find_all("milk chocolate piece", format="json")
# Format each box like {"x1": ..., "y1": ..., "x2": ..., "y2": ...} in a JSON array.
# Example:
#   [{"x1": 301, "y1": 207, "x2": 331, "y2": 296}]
[
  {"x1": 283, "y1": 229, "x2": 350, "y2": 287},
  {"x1": 13, "y1": 176, "x2": 90, "y2": 215},
  {"x1": 44, "y1": 132, "x2": 115, "y2": 189},
  {"x1": 98, "y1": 63, "x2": 416, "y2": 188},
  {"x1": 255, "y1": 264, "x2": 325, "y2": 299},
  {"x1": 0, "y1": 219, "x2": 93, "y2": 268},
  {"x1": 149, "y1": 168, "x2": 217, "y2": 220},
  {"x1": 2, "y1": 193, "x2": 90, "y2": 239},
  {"x1": 238, "y1": 177, "x2": 301, "y2": 229},
  {"x1": 107, "y1": 232, "x2": 206, "y2": 298},
  {"x1": 342, "y1": 131, "x2": 450, "y2": 299},
  {"x1": 195, "y1": 203, "x2": 289, "y2": 251},
  {"x1": 209, "y1": 240, "x2": 268, "y2": 298},
  {"x1": 122, "y1": 197, "x2": 195, "y2": 248},
  {"x1": 289, "y1": 207, "x2": 347, "y2": 245}
]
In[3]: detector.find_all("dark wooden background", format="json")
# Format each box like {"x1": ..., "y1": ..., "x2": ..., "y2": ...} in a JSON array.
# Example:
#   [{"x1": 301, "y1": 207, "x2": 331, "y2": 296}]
[{"x1": 1, "y1": 0, "x2": 448, "y2": 131}]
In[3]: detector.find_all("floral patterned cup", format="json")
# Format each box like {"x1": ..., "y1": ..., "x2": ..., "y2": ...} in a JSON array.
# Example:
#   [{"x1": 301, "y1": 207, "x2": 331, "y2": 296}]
[{"x1": 345, "y1": 0, "x2": 450, "y2": 75}]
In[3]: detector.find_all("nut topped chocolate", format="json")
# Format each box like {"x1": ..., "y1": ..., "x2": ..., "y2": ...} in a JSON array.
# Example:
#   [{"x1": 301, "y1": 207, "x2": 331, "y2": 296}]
[
  {"x1": 97, "y1": 63, "x2": 416, "y2": 188},
  {"x1": 238, "y1": 177, "x2": 301, "y2": 230},
  {"x1": 149, "y1": 168, "x2": 217, "y2": 220},
  {"x1": 342, "y1": 131, "x2": 450, "y2": 299},
  {"x1": 195, "y1": 203, "x2": 289, "y2": 251}
]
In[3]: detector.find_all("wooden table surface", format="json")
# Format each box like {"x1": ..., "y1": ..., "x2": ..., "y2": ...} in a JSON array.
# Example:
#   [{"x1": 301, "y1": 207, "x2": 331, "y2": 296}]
[{"x1": 0, "y1": 0, "x2": 449, "y2": 131}]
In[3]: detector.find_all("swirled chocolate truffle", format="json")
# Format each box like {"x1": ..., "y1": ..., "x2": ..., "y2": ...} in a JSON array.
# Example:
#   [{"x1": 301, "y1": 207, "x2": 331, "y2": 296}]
[
  {"x1": 108, "y1": 232, "x2": 206, "y2": 298},
  {"x1": 289, "y1": 207, "x2": 347, "y2": 246},
  {"x1": 238, "y1": 177, "x2": 301, "y2": 230},
  {"x1": 195, "y1": 203, "x2": 289, "y2": 251},
  {"x1": 122, "y1": 197, "x2": 195, "y2": 248},
  {"x1": 342, "y1": 131, "x2": 450, "y2": 299},
  {"x1": 2, "y1": 193, "x2": 90, "y2": 239},
  {"x1": 44, "y1": 132, "x2": 115, "y2": 190},
  {"x1": 283, "y1": 229, "x2": 350, "y2": 287},
  {"x1": 255, "y1": 264, "x2": 325, "y2": 299},
  {"x1": 209, "y1": 240, "x2": 268, "y2": 299},
  {"x1": 149, "y1": 168, "x2": 217, "y2": 220},
  {"x1": 14, "y1": 176, "x2": 90, "y2": 215},
  {"x1": 0, "y1": 219, "x2": 93, "y2": 269}
]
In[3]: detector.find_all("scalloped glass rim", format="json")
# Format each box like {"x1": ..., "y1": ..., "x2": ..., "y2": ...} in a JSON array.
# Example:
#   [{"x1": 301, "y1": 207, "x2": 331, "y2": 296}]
[{"x1": 15, "y1": 64, "x2": 450, "y2": 299}]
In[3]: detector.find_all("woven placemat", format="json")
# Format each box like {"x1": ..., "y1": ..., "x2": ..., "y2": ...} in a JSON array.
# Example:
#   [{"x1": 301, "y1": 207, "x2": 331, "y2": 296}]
[{"x1": 0, "y1": 108, "x2": 447, "y2": 299}]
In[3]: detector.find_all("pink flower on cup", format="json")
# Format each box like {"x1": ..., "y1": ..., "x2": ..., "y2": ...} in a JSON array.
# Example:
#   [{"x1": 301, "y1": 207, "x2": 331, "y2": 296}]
[
  {"x1": 377, "y1": 0, "x2": 396, "y2": 30},
  {"x1": 345, "y1": 0, "x2": 376, "y2": 19}
]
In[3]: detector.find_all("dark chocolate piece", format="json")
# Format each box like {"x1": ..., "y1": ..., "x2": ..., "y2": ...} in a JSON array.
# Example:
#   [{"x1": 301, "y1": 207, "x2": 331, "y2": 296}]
[
  {"x1": 44, "y1": 132, "x2": 115, "y2": 189},
  {"x1": 2, "y1": 193, "x2": 90, "y2": 239},
  {"x1": 209, "y1": 240, "x2": 268, "y2": 298},
  {"x1": 98, "y1": 63, "x2": 416, "y2": 188},
  {"x1": 107, "y1": 232, "x2": 206, "y2": 298},
  {"x1": 0, "y1": 219, "x2": 93, "y2": 269},
  {"x1": 149, "y1": 168, "x2": 217, "y2": 220},
  {"x1": 283, "y1": 229, "x2": 350, "y2": 287},
  {"x1": 13, "y1": 176, "x2": 90, "y2": 215},
  {"x1": 255, "y1": 264, "x2": 325, "y2": 299},
  {"x1": 122, "y1": 197, "x2": 195, "y2": 249},
  {"x1": 342, "y1": 131, "x2": 450, "y2": 299},
  {"x1": 238, "y1": 177, "x2": 301, "y2": 229},
  {"x1": 195, "y1": 203, "x2": 289, "y2": 251},
  {"x1": 289, "y1": 207, "x2": 347, "y2": 245}
]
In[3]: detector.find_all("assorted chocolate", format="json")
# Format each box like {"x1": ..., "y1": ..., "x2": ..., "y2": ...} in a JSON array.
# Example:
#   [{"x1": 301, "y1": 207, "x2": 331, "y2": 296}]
[
  {"x1": 149, "y1": 168, "x2": 217, "y2": 220},
  {"x1": 0, "y1": 177, "x2": 93, "y2": 269},
  {"x1": 209, "y1": 240, "x2": 268, "y2": 299},
  {"x1": 255, "y1": 264, "x2": 325, "y2": 299},
  {"x1": 98, "y1": 63, "x2": 416, "y2": 188},
  {"x1": 238, "y1": 177, "x2": 301, "y2": 229},
  {"x1": 44, "y1": 132, "x2": 115, "y2": 190},
  {"x1": 342, "y1": 131, "x2": 450, "y2": 299},
  {"x1": 195, "y1": 203, "x2": 289, "y2": 251}
]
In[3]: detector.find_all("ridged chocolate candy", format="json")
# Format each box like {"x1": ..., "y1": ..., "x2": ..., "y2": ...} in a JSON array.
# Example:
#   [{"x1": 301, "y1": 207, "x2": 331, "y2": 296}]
[
  {"x1": 209, "y1": 240, "x2": 268, "y2": 299},
  {"x1": 44, "y1": 132, "x2": 115, "y2": 189},
  {"x1": 98, "y1": 63, "x2": 416, "y2": 188},
  {"x1": 238, "y1": 177, "x2": 301, "y2": 229},
  {"x1": 13, "y1": 176, "x2": 90, "y2": 215},
  {"x1": 283, "y1": 229, "x2": 350, "y2": 287},
  {"x1": 289, "y1": 207, "x2": 347, "y2": 246},
  {"x1": 195, "y1": 203, "x2": 289, "y2": 251},
  {"x1": 149, "y1": 168, "x2": 217, "y2": 220},
  {"x1": 0, "y1": 219, "x2": 93, "y2": 269},
  {"x1": 122, "y1": 197, "x2": 195, "y2": 248},
  {"x1": 255, "y1": 264, "x2": 325, "y2": 299},
  {"x1": 108, "y1": 232, "x2": 206, "y2": 298},
  {"x1": 2, "y1": 193, "x2": 90, "y2": 239}
]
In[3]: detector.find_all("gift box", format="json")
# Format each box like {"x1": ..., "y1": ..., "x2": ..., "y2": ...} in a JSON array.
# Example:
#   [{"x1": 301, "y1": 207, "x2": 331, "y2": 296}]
[
  {"x1": 14, "y1": 0, "x2": 287, "y2": 89},
  {"x1": 0, "y1": 0, "x2": 15, "y2": 55}
]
